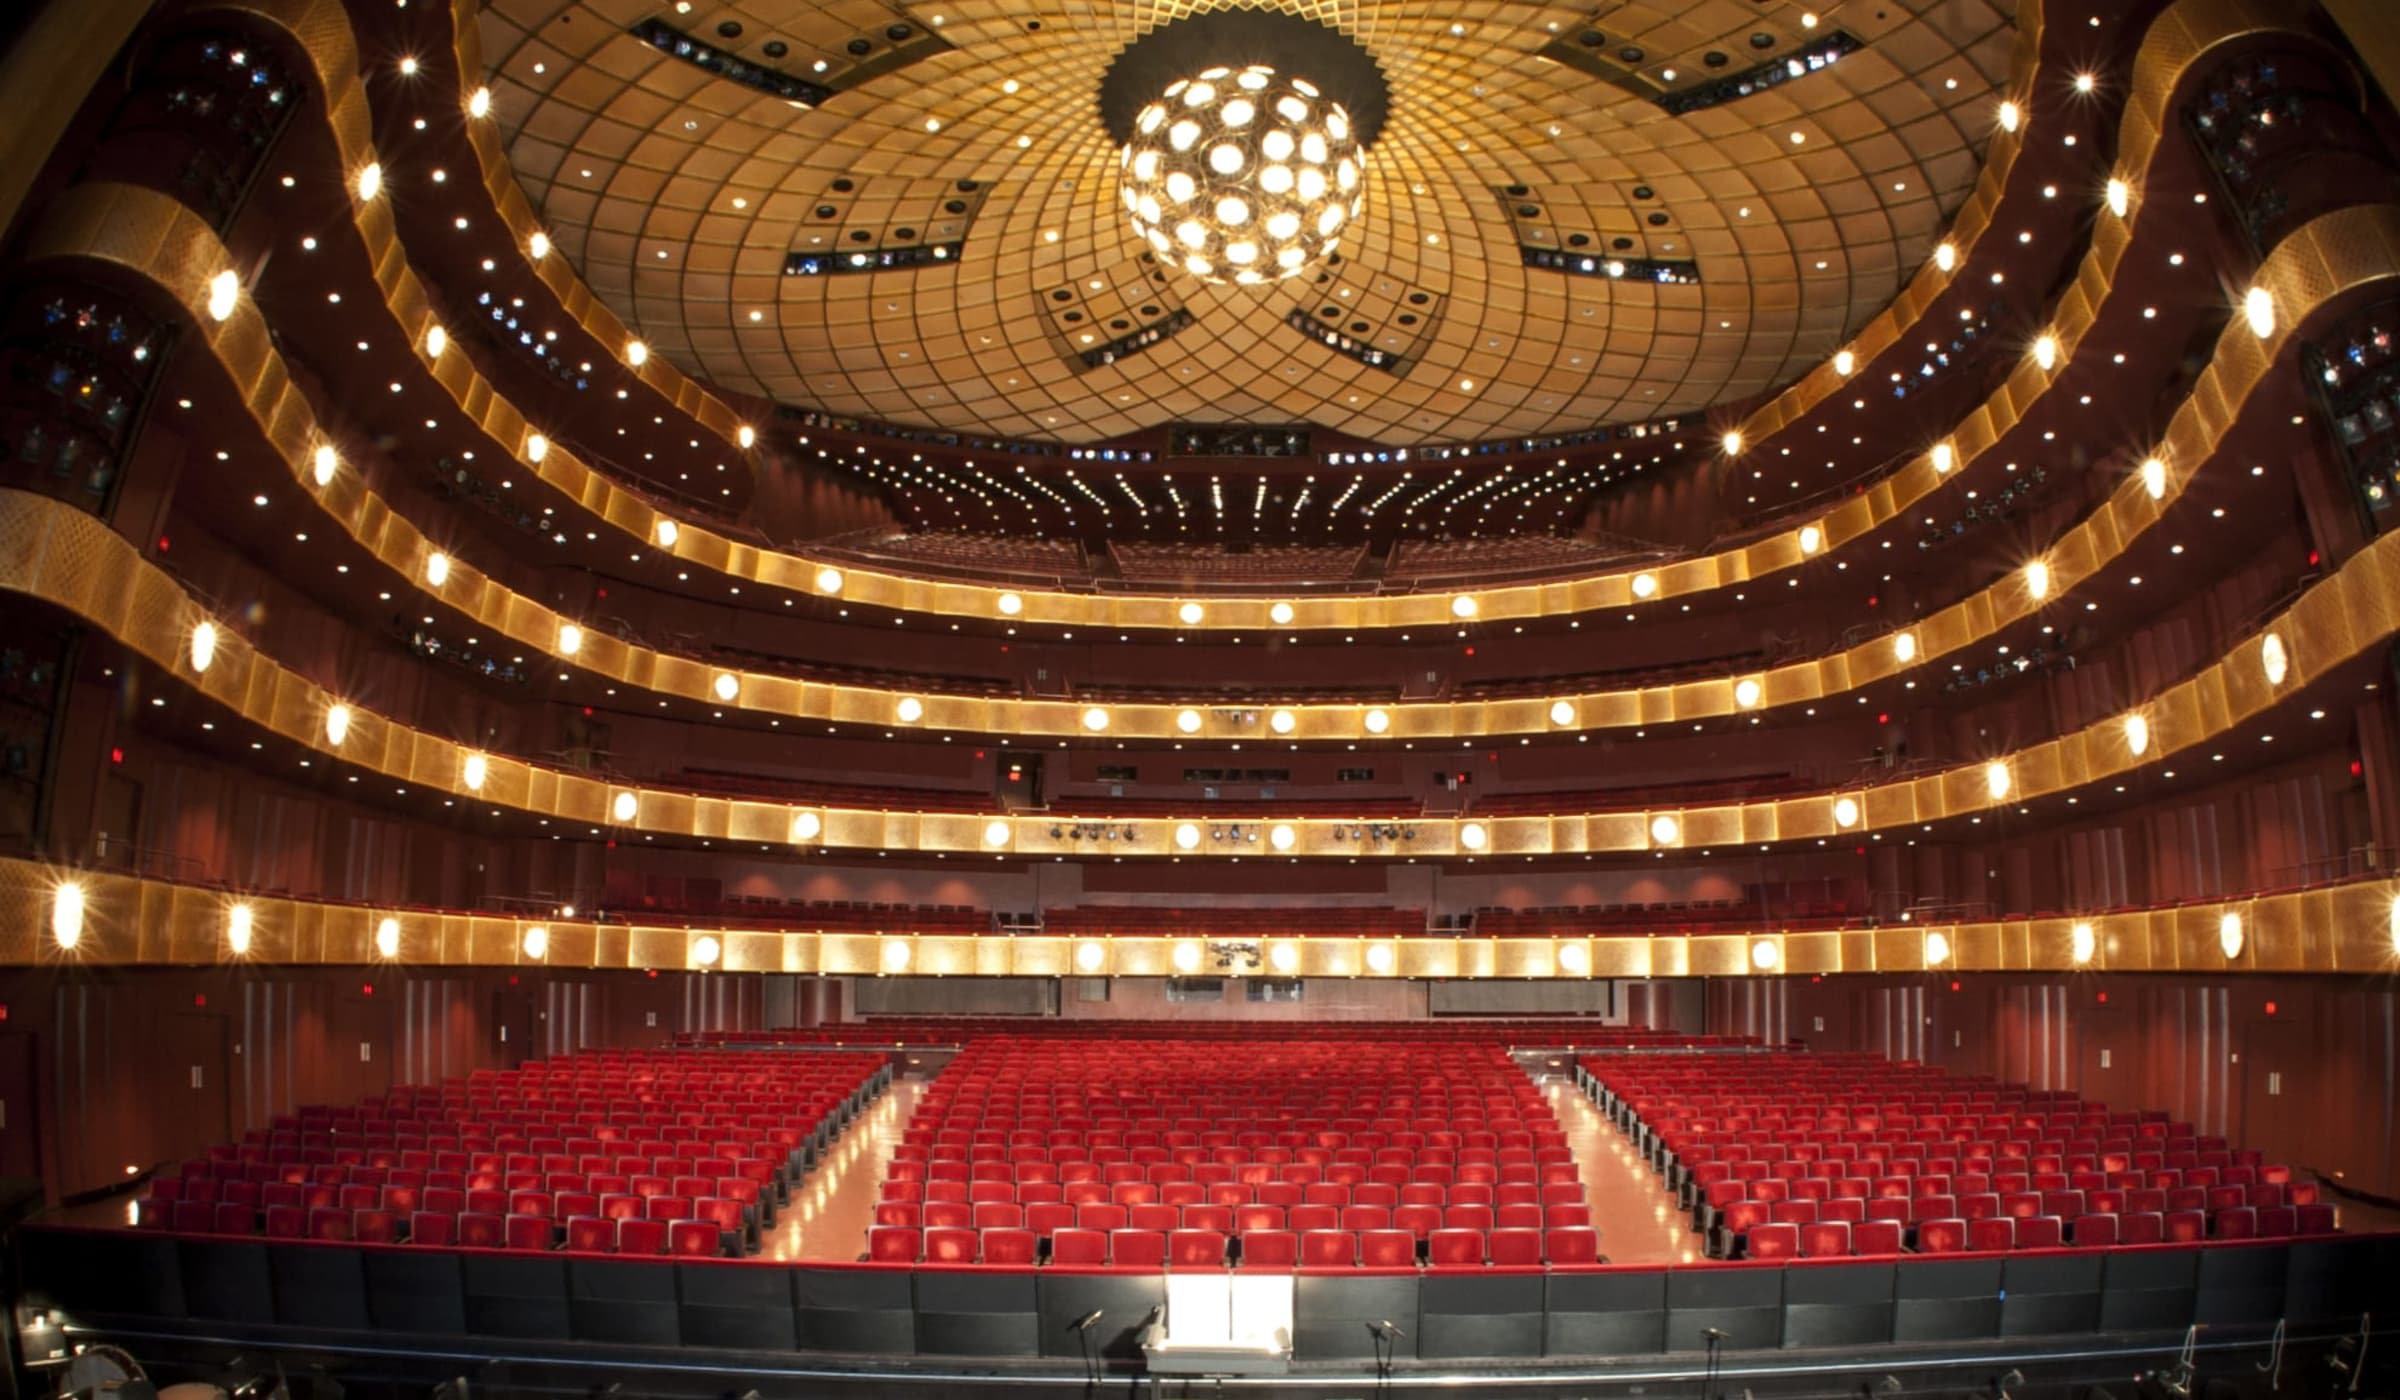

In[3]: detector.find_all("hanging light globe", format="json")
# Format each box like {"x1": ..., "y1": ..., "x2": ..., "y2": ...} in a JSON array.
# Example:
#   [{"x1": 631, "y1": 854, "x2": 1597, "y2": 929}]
[{"x1": 1119, "y1": 64, "x2": 1365, "y2": 286}]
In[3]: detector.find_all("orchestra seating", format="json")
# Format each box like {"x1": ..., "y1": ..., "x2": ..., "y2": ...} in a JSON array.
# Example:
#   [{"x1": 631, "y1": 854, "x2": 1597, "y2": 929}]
[
  {"x1": 865, "y1": 1037, "x2": 1600, "y2": 1269},
  {"x1": 680, "y1": 1022, "x2": 1760, "y2": 1047},
  {"x1": 130, "y1": 1051, "x2": 888, "y2": 1259},
  {"x1": 1582, "y1": 1050, "x2": 2335, "y2": 1261}
]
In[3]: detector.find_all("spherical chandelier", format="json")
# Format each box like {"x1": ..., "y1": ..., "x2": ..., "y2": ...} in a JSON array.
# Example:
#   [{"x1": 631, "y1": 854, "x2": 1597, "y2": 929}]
[{"x1": 1119, "y1": 64, "x2": 1364, "y2": 286}]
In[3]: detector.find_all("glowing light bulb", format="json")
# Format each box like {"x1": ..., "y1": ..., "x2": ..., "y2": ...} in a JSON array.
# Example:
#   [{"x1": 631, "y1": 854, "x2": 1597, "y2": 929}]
[
  {"x1": 227, "y1": 903, "x2": 254, "y2": 955},
  {"x1": 51, "y1": 883, "x2": 83, "y2": 950},
  {"x1": 791, "y1": 811, "x2": 822, "y2": 842},
  {"x1": 206, "y1": 270, "x2": 240, "y2": 321},
  {"x1": 376, "y1": 917, "x2": 401, "y2": 959},
  {"x1": 2071, "y1": 923, "x2": 2095, "y2": 965},
  {"x1": 190, "y1": 621, "x2": 218, "y2": 673},
  {"x1": 2244, "y1": 286, "x2": 2275, "y2": 338}
]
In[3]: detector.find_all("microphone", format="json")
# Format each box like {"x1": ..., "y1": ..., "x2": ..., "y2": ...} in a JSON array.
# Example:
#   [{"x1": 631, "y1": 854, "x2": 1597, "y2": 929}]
[
  {"x1": 1070, "y1": 1309, "x2": 1105, "y2": 1334},
  {"x1": 1702, "y1": 1327, "x2": 1728, "y2": 1341},
  {"x1": 1370, "y1": 1319, "x2": 1407, "y2": 1339}
]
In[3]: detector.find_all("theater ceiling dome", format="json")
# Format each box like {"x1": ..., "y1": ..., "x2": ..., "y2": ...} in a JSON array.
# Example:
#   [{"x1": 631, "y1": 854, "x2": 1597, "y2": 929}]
[{"x1": 479, "y1": 0, "x2": 2014, "y2": 444}]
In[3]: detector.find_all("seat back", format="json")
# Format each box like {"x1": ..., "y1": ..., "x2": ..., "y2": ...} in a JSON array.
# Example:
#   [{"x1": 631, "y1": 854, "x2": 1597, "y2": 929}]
[
  {"x1": 1915, "y1": 1218, "x2": 1966, "y2": 1253},
  {"x1": 1359, "y1": 1229, "x2": 1416, "y2": 1267},
  {"x1": 1239, "y1": 1230, "x2": 1299, "y2": 1269},
  {"x1": 869, "y1": 1225, "x2": 922, "y2": 1262},
  {"x1": 983, "y1": 1227, "x2": 1038, "y2": 1265},
  {"x1": 1300, "y1": 1229, "x2": 1358, "y2": 1267},
  {"x1": 1745, "y1": 1223, "x2": 1799, "y2": 1260},
  {"x1": 1051, "y1": 1228, "x2": 1109, "y2": 1265}
]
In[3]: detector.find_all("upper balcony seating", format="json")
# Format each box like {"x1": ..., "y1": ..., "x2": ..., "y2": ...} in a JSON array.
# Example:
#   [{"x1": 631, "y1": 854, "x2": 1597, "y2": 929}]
[
  {"x1": 1041, "y1": 906, "x2": 1426, "y2": 938},
  {"x1": 700, "y1": 646, "x2": 1021, "y2": 699},
  {"x1": 1475, "y1": 877, "x2": 1865, "y2": 935},
  {"x1": 1582, "y1": 1050, "x2": 2333, "y2": 1261},
  {"x1": 133, "y1": 1051, "x2": 888, "y2": 1259},
  {"x1": 1110, "y1": 542, "x2": 1369, "y2": 587},
  {"x1": 667, "y1": 771, "x2": 992, "y2": 812},
  {"x1": 869, "y1": 1037, "x2": 1596, "y2": 1269},
  {"x1": 1385, "y1": 533, "x2": 1673, "y2": 586},
  {"x1": 817, "y1": 530, "x2": 1089, "y2": 584},
  {"x1": 1466, "y1": 772, "x2": 1817, "y2": 816}
]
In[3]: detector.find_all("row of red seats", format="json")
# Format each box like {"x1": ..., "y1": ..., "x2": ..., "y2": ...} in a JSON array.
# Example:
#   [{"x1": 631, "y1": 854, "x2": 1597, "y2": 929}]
[
  {"x1": 886, "y1": 1163, "x2": 1571, "y2": 1191},
  {"x1": 687, "y1": 1022, "x2": 1754, "y2": 1047},
  {"x1": 144, "y1": 1177, "x2": 770, "y2": 1222},
  {"x1": 865, "y1": 1225, "x2": 1606, "y2": 1268},
  {"x1": 879, "y1": 1178, "x2": 1588, "y2": 1211},
  {"x1": 872, "y1": 1199, "x2": 1593, "y2": 1235},
  {"x1": 1745, "y1": 1207, "x2": 2340, "y2": 1260},
  {"x1": 137, "y1": 1203, "x2": 740, "y2": 1256}
]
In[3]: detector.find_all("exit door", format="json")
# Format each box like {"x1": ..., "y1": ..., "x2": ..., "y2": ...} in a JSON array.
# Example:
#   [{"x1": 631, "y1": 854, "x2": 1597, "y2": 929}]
[
  {"x1": 160, "y1": 1014, "x2": 230, "y2": 1164},
  {"x1": 2238, "y1": 1016, "x2": 2311, "y2": 1160},
  {"x1": 0, "y1": 1034, "x2": 39, "y2": 1181}
]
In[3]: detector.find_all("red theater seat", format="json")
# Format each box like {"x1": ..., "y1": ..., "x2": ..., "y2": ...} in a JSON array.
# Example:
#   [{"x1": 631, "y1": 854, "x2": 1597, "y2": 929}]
[
  {"x1": 1545, "y1": 1226, "x2": 1601, "y2": 1264},
  {"x1": 2071, "y1": 1213, "x2": 2118, "y2": 1246},
  {"x1": 1111, "y1": 1230, "x2": 1167, "y2": 1269},
  {"x1": 1301, "y1": 1230, "x2": 1358, "y2": 1267},
  {"x1": 619, "y1": 1218, "x2": 670, "y2": 1256},
  {"x1": 566, "y1": 1216, "x2": 615, "y2": 1253},
  {"x1": 1359, "y1": 1230, "x2": 1417, "y2": 1267},
  {"x1": 1968, "y1": 1217, "x2": 2014, "y2": 1252},
  {"x1": 1170, "y1": 1230, "x2": 1228, "y2": 1268},
  {"x1": 505, "y1": 1215, "x2": 554, "y2": 1251},
  {"x1": 2213, "y1": 1207, "x2": 2258, "y2": 1239},
  {"x1": 1489, "y1": 1228, "x2": 1544, "y2": 1266},
  {"x1": 1051, "y1": 1228, "x2": 1109, "y2": 1265},
  {"x1": 669, "y1": 1220, "x2": 724, "y2": 1257},
  {"x1": 2296, "y1": 1203, "x2": 2337, "y2": 1234},
  {"x1": 869, "y1": 1226, "x2": 922, "y2": 1262},
  {"x1": 1427, "y1": 1228, "x2": 1484, "y2": 1265},
  {"x1": 353, "y1": 1209, "x2": 399, "y2": 1244},
  {"x1": 983, "y1": 1228, "x2": 1038, "y2": 1265},
  {"x1": 1240, "y1": 1230, "x2": 1299, "y2": 1269},
  {"x1": 1915, "y1": 1219, "x2": 1966, "y2": 1253},
  {"x1": 1744, "y1": 1223, "x2": 1799, "y2": 1260},
  {"x1": 2014, "y1": 1216, "x2": 2062, "y2": 1249},
  {"x1": 1799, "y1": 1221, "x2": 1850, "y2": 1258}
]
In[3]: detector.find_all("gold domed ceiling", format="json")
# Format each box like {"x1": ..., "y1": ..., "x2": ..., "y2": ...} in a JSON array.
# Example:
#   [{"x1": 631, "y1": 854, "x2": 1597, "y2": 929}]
[{"x1": 478, "y1": 0, "x2": 2015, "y2": 445}]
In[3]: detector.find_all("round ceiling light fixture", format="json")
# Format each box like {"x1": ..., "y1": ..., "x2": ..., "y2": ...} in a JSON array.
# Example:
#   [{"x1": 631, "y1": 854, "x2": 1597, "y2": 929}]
[{"x1": 1120, "y1": 64, "x2": 1364, "y2": 285}]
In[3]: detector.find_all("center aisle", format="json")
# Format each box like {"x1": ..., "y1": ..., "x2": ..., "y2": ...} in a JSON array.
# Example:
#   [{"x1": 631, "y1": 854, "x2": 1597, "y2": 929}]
[
  {"x1": 1543, "y1": 1075, "x2": 1697, "y2": 1265},
  {"x1": 758, "y1": 1074, "x2": 923, "y2": 1262}
]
